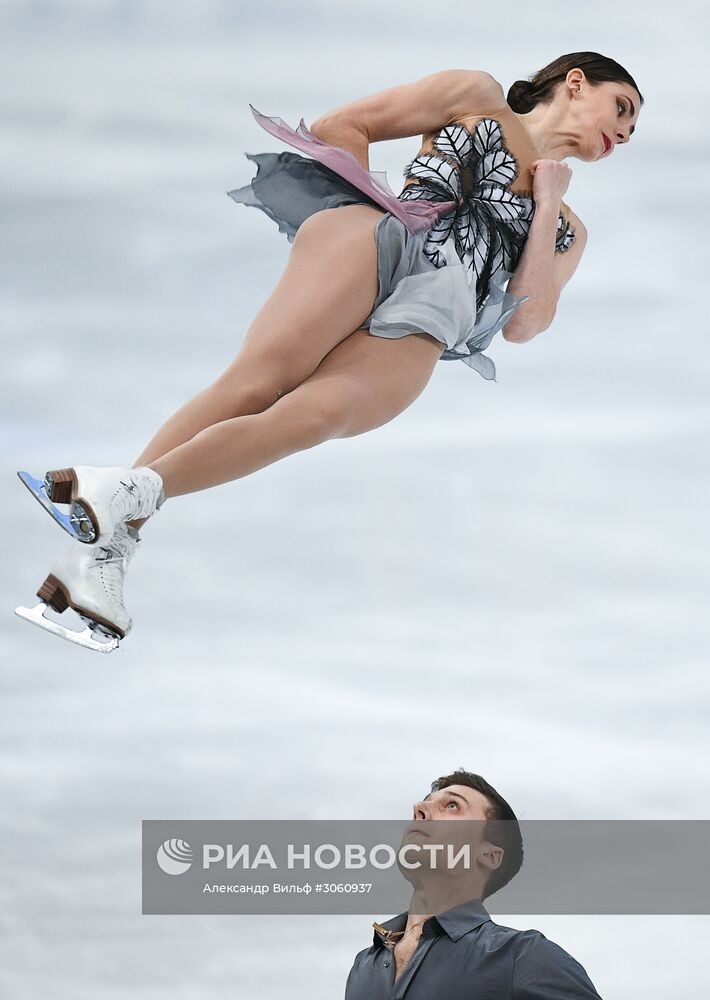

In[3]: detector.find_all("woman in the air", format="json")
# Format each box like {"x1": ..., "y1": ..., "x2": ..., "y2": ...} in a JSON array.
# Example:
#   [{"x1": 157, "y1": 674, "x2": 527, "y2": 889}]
[{"x1": 17, "y1": 51, "x2": 642, "y2": 651}]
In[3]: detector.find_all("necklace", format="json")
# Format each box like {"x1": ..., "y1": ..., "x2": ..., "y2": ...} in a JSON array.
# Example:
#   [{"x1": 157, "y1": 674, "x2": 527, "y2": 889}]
[{"x1": 373, "y1": 918, "x2": 429, "y2": 948}]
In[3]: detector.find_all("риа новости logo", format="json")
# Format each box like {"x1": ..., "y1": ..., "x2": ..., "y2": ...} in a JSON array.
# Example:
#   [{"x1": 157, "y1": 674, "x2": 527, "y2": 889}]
[{"x1": 156, "y1": 839, "x2": 193, "y2": 875}]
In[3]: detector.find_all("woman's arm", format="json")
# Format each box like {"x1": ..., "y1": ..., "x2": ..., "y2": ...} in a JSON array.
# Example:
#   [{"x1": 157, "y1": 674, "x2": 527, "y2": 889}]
[
  {"x1": 308, "y1": 117, "x2": 372, "y2": 172},
  {"x1": 309, "y1": 69, "x2": 504, "y2": 171},
  {"x1": 503, "y1": 203, "x2": 588, "y2": 343},
  {"x1": 503, "y1": 159, "x2": 587, "y2": 343}
]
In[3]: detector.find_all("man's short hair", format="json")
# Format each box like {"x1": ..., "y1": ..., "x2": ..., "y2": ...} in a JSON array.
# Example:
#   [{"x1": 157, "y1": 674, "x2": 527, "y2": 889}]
[{"x1": 429, "y1": 769, "x2": 524, "y2": 897}]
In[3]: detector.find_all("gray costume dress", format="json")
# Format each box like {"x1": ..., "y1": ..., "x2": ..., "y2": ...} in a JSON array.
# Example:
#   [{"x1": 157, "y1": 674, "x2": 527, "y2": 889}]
[{"x1": 227, "y1": 106, "x2": 576, "y2": 380}]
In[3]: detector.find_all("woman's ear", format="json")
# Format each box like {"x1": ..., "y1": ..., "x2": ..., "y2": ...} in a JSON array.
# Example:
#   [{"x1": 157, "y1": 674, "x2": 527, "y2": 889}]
[{"x1": 565, "y1": 68, "x2": 585, "y2": 95}]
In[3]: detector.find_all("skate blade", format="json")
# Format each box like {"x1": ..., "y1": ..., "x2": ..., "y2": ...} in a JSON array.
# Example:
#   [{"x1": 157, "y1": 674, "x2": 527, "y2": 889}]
[
  {"x1": 16, "y1": 471, "x2": 96, "y2": 543},
  {"x1": 14, "y1": 602, "x2": 120, "y2": 654}
]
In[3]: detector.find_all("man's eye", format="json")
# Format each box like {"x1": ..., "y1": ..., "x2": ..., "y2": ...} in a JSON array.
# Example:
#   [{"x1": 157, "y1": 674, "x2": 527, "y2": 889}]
[
  {"x1": 618, "y1": 101, "x2": 625, "y2": 115},
  {"x1": 446, "y1": 801, "x2": 458, "y2": 810}
]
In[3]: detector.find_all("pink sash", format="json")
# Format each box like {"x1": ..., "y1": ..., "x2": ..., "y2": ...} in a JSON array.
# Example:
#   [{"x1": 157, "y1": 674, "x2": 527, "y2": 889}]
[{"x1": 249, "y1": 105, "x2": 457, "y2": 236}]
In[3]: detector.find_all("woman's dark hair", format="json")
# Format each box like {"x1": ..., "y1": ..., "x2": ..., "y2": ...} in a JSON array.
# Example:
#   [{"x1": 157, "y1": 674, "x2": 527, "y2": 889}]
[
  {"x1": 429, "y1": 768, "x2": 523, "y2": 898},
  {"x1": 507, "y1": 51, "x2": 644, "y2": 113}
]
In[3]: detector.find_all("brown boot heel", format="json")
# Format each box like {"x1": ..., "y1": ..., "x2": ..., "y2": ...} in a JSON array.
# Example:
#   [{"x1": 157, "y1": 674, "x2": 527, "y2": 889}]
[
  {"x1": 37, "y1": 574, "x2": 70, "y2": 613},
  {"x1": 45, "y1": 468, "x2": 77, "y2": 504}
]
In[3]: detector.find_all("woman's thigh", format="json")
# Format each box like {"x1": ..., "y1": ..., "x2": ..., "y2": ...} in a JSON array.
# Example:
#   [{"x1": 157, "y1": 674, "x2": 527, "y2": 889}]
[
  {"x1": 223, "y1": 204, "x2": 387, "y2": 396},
  {"x1": 280, "y1": 326, "x2": 446, "y2": 439}
]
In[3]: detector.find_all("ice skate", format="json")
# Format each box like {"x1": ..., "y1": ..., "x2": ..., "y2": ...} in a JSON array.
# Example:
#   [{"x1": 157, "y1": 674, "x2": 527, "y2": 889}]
[
  {"x1": 17, "y1": 465, "x2": 164, "y2": 544},
  {"x1": 14, "y1": 523, "x2": 140, "y2": 653}
]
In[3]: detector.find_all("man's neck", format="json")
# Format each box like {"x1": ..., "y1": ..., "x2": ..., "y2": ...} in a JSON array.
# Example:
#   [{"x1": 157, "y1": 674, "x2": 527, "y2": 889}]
[{"x1": 407, "y1": 881, "x2": 485, "y2": 924}]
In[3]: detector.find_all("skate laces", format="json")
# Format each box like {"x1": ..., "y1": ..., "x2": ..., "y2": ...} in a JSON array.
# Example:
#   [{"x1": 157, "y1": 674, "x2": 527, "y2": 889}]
[
  {"x1": 94, "y1": 549, "x2": 124, "y2": 564},
  {"x1": 93, "y1": 526, "x2": 137, "y2": 563},
  {"x1": 108, "y1": 529, "x2": 138, "y2": 561},
  {"x1": 92, "y1": 543, "x2": 129, "y2": 607},
  {"x1": 113, "y1": 468, "x2": 162, "y2": 522},
  {"x1": 88, "y1": 525, "x2": 138, "y2": 608}
]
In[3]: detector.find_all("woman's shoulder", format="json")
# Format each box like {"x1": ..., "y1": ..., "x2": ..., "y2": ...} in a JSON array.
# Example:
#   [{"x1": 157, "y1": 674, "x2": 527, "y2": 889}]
[
  {"x1": 465, "y1": 70, "x2": 507, "y2": 109},
  {"x1": 438, "y1": 73, "x2": 508, "y2": 127}
]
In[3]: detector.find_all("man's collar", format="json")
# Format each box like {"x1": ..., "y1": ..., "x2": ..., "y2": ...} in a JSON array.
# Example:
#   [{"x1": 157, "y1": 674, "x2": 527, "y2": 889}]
[
  {"x1": 433, "y1": 897, "x2": 491, "y2": 942},
  {"x1": 372, "y1": 897, "x2": 491, "y2": 948}
]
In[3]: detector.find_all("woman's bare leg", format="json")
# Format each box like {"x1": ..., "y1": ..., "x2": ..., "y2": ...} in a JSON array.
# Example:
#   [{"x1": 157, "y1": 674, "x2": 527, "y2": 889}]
[
  {"x1": 147, "y1": 328, "x2": 445, "y2": 498},
  {"x1": 132, "y1": 204, "x2": 385, "y2": 469}
]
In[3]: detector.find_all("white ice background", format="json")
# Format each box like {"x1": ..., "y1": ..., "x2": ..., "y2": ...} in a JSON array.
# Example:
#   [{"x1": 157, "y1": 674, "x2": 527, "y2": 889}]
[{"x1": 1, "y1": 1, "x2": 709, "y2": 997}]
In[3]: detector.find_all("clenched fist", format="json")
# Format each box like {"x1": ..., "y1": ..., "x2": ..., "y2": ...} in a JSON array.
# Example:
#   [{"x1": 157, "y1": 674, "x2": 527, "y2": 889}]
[{"x1": 530, "y1": 159, "x2": 573, "y2": 205}]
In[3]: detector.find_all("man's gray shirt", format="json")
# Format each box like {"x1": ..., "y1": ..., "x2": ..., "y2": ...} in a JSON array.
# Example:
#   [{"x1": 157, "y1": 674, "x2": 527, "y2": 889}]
[{"x1": 344, "y1": 898, "x2": 602, "y2": 999}]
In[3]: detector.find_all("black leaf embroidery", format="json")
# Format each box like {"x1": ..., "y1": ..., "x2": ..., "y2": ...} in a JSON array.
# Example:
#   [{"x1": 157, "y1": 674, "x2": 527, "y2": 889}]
[{"x1": 399, "y1": 118, "x2": 576, "y2": 310}]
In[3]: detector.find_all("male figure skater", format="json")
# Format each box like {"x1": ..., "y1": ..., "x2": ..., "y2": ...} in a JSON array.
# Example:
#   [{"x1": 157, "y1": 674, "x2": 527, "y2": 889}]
[{"x1": 344, "y1": 769, "x2": 602, "y2": 999}]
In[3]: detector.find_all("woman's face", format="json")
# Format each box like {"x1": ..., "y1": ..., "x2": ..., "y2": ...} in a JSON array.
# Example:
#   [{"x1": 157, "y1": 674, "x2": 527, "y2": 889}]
[{"x1": 567, "y1": 75, "x2": 641, "y2": 162}]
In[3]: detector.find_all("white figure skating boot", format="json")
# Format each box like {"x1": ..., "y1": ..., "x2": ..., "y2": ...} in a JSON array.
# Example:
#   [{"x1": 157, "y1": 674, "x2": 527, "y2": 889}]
[
  {"x1": 17, "y1": 465, "x2": 165, "y2": 544},
  {"x1": 15, "y1": 524, "x2": 140, "y2": 653}
]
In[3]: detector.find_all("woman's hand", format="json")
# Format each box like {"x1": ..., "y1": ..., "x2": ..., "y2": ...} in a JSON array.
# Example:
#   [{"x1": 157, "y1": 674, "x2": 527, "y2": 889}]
[{"x1": 530, "y1": 159, "x2": 572, "y2": 205}]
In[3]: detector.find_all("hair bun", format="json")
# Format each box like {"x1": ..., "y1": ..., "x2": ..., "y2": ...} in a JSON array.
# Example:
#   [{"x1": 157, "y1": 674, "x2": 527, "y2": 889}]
[{"x1": 507, "y1": 79, "x2": 536, "y2": 113}]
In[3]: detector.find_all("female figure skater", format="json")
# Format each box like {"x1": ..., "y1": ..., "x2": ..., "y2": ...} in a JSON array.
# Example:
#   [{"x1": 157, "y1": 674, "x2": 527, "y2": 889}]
[{"x1": 17, "y1": 51, "x2": 642, "y2": 651}]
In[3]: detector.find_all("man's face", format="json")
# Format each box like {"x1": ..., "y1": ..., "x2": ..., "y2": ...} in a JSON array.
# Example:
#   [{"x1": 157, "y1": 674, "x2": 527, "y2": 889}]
[{"x1": 398, "y1": 785, "x2": 502, "y2": 887}]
